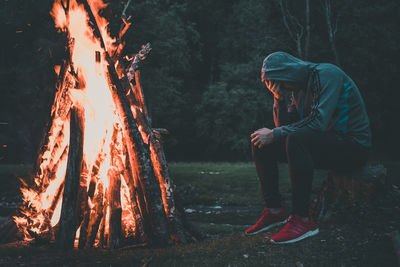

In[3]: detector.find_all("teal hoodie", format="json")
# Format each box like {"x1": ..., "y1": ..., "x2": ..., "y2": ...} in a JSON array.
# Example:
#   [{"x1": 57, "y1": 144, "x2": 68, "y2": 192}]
[{"x1": 262, "y1": 52, "x2": 371, "y2": 148}]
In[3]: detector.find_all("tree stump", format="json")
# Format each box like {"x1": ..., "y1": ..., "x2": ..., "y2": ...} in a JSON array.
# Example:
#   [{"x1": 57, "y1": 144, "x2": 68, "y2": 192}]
[{"x1": 311, "y1": 165, "x2": 388, "y2": 222}]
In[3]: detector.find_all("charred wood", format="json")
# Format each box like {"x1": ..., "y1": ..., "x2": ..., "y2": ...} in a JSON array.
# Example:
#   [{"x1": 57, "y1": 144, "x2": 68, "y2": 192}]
[
  {"x1": 34, "y1": 39, "x2": 74, "y2": 184},
  {"x1": 108, "y1": 168, "x2": 122, "y2": 249},
  {"x1": 56, "y1": 107, "x2": 84, "y2": 249},
  {"x1": 85, "y1": 183, "x2": 104, "y2": 248},
  {"x1": 122, "y1": 154, "x2": 147, "y2": 243}
]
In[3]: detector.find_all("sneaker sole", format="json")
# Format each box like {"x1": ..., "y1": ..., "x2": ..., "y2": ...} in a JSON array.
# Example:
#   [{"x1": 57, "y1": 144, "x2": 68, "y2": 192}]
[
  {"x1": 270, "y1": 228, "x2": 319, "y2": 244},
  {"x1": 245, "y1": 219, "x2": 288, "y2": 236}
]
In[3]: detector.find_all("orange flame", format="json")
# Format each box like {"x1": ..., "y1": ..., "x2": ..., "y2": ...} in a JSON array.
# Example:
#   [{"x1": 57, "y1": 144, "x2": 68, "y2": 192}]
[{"x1": 13, "y1": 0, "x2": 139, "y2": 247}]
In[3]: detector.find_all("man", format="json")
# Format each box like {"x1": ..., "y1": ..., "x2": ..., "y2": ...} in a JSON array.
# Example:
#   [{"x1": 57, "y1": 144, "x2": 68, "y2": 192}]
[{"x1": 246, "y1": 52, "x2": 371, "y2": 244}]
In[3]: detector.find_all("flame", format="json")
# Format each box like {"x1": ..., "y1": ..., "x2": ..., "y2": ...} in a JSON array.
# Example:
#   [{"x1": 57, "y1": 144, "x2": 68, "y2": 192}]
[
  {"x1": 13, "y1": 0, "x2": 134, "y2": 247},
  {"x1": 14, "y1": 0, "x2": 176, "y2": 248}
]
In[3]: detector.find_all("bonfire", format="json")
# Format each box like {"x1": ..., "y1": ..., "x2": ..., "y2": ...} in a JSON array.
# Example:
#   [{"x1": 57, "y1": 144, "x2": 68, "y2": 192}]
[{"x1": 12, "y1": 0, "x2": 188, "y2": 249}]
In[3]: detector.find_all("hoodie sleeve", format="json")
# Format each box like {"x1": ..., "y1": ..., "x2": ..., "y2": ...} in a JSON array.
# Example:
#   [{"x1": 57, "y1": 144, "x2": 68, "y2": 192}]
[{"x1": 273, "y1": 68, "x2": 343, "y2": 140}]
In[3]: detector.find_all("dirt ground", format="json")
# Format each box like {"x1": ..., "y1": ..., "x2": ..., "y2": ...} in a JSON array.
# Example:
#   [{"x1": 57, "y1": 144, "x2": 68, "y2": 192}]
[{"x1": 0, "y1": 162, "x2": 399, "y2": 266}]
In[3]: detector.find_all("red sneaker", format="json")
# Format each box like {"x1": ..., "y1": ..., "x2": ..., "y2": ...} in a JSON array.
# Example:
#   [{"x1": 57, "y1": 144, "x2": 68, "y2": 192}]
[
  {"x1": 270, "y1": 214, "x2": 319, "y2": 244},
  {"x1": 245, "y1": 207, "x2": 288, "y2": 235}
]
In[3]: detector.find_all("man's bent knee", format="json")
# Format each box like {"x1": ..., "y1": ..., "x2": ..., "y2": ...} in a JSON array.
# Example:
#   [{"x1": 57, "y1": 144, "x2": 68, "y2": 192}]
[{"x1": 251, "y1": 142, "x2": 282, "y2": 161}]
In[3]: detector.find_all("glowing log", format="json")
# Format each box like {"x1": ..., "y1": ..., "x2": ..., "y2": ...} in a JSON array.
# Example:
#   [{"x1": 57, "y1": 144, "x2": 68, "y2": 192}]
[
  {"x1": 107, "y1": 168, "x2": 122, "y2": 248},
  {"x1": 34, "y1": 39, "x2": 74, "y2": 185},
  {"x1": 124, "y1": 47, "x2": 186, "y2": 243},
  {"x1": 57, "y1": 107, "x2": 84, "y2": 249},
  {"x1": 85, "y1": 182, "x2": 104, "y2": 248},
  {"x1": 73, "y1": 0, "x2": 172, "y2": 244},
  {"x1": 10, "y1": 0, "x2": 191, "y2": 248},
  {"x1": 123, "y1": 154, "x2": 148, "y2": 243}
]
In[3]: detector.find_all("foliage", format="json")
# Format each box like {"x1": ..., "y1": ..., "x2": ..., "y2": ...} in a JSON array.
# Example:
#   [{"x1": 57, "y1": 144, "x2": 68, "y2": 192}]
[{"x1": 1, "y1": 0, "x2": 399, "y2": 162}]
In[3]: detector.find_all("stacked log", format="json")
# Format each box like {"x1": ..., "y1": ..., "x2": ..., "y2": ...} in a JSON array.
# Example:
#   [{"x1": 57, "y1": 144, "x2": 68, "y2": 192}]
[
  {"x1": 6, "y1": 0, "x2": 189, "y2": 249},
  {"x1": 56, "y1": 107, "x2": 85, "y2": 249}
]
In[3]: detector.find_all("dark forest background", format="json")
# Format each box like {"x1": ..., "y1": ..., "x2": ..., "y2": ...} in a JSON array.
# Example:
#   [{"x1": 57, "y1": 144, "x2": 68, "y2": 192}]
[{"x1": 1, "y1": 0, "x2": 399, "y2": 163}]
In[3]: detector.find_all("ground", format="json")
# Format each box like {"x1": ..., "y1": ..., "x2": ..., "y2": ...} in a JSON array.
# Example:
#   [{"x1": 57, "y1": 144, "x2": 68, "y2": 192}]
[{"x1": 0, "y1": 161, "x2": 399, "y2": 266}]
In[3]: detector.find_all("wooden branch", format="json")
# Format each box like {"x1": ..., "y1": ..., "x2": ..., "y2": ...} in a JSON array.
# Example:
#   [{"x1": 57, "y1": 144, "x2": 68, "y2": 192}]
[
  {"x1": 76, "y1": 0, "x2": 107, "y2": 50},
  {"x1": 108, "y1": 128, "x2": 123, "y2": 248},
  {"x1": 108, "y1": 82, "x2": 169, "y2": 245},
  {"x1": 85, "y1": 183, "x2": 104, "y2": 247},
  {"x1": 78, "y1": 204, "x2": 90, "y2": 248},
  {"x1": 108, "y1": 168, "x2": 122, "y2": 249},
  {"x1": 98, "y1": 201, "x2": 108, "y2": 247},
  {"x1": 152, "y1": 128, "x2": 169, "y2": 135},
  {"x1": 111, "y1": 0, "x2": 133, "y2": 60},
  {"x1": 34, "y1": 39, "x2": 74, "y2": 189},
  {"x1": 60, "y1": 0, "x2": 70, "y2": 17},
  {"x1": 126, "y1": 52, "x2": 186, "y2": 243},
  {"x1": 56, "y1": 107, "x2": 85, "y2": 249},
  {"x1": 127, "y1": 43, "x2": 152, "y2": 75},
  {"x1": 123, "y1": 152, "x2": 148, "y2": 243}
]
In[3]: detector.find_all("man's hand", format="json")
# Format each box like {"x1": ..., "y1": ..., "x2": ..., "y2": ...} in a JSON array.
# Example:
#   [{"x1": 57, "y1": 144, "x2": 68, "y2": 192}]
[
  {"x1": 265, "y1": 80, "x2": 284, "y2": 100},
  {"x1": 250, "y1": 128, "x2": 274, "y2": 148}
]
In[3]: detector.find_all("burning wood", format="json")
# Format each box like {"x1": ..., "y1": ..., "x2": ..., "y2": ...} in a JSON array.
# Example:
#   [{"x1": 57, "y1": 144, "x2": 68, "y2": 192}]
[{"x1": 12, "y1": 0, "x2": 189, "y2": 249}]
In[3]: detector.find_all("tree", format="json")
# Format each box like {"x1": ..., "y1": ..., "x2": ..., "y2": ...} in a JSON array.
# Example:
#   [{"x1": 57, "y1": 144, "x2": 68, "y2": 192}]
[
  {"x1": 276, "y1": 0, "x2": 311, "y2": 59},
  {"x1": 322, "y1": 0, "x2": 340, "y2": 66}
]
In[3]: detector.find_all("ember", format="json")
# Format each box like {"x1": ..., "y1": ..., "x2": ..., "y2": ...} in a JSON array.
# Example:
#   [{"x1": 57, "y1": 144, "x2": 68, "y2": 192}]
[{"x1": 13, "y1": 0, "x2": 187, "y2": 249}]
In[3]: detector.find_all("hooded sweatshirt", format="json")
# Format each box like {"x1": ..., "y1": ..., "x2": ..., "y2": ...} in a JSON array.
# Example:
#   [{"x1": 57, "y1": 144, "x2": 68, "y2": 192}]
[{"x1": 262, "y1": 52, "x2": 371, "y2": 148}]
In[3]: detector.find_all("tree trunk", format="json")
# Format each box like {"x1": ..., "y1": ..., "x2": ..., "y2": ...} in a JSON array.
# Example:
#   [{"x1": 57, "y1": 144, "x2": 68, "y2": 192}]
[
  {"x1": 311, "y1": 165, "x2": 388, "y2": 222},
  {"x1": 304, "y1": 0, "x2": 310, "y2": 60},
  {"x1": 324, "y1": 0, "x2": 340, "y2": 66}
]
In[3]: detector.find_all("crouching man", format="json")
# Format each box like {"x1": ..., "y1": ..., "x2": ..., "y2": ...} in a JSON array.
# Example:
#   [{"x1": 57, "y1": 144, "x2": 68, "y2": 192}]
[{"x1": 246, "y1": 52, "x2": 371, "y2": 244}]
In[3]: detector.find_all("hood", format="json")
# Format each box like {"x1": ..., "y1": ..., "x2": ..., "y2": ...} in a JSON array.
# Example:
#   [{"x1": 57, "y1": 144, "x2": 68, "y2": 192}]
[{"x1": 261, "y1": 52, "x2": 317, "y2": 83}]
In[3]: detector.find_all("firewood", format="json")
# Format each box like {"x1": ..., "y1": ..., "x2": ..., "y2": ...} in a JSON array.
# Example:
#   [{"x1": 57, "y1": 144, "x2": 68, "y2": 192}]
[
  {"x1": 98, "y1": 205, "x2": 107, "y2": 248},
  {"x1": 152, "y1": 128, "x2": 169, "y2": 135},
  {"x1": 40, "y1": 131, "x2": 69, "y2": 189},
  {"x1": 108, "y1": 168, "x2": 122, "y2": 249},
  {"x1": 34, "y1": 39, "x2": 74, "y2": 184},
  {"x1": 128, "y1": 62, "x2": 186, "y2": 243},
  {"x1": 106, "y1": 47, "x2": 170, "y2": 246},
  {"x1": 56, "y1": 107, "x2": 84, "y2": 249},
  {"x1": 123, "y1": 155, "x2": 148, "y2": 243},
  {"x1": 76, "y1": 161, "x2": 89, "y2": 223},
  {"x1": 78, "y1": 206, "x2": 89, "y2": 248},
  {"x1": 75, "y1": 0, "x2": 170, "y2": 245},
  {"x1": 85, "y1": 183, "x2": 104, "y2": 248}
]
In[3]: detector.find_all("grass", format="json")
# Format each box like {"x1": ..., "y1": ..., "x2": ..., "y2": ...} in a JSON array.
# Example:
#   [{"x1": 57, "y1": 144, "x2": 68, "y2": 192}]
[
  {"x1": 0, "y1": 162, "x2": 399, "y2": 266},
  {"x1": 169, "y1": 162, "x2": 328, "y2": 206}
]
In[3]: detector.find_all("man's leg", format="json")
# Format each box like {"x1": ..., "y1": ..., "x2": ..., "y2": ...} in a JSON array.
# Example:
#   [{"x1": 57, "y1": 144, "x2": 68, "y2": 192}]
[
  {"x1": 270, "y1": 129, "x2": 369, "y2": 243},
  {"x1": 251, "y1": 141, "x2": 285, "y2": 209},
  {"x1": 246, "y1": 142, "x2": 288, "y2": 235},
  {"x1": 285, "y1": 129, "x2": 369, "y2": 217}
]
